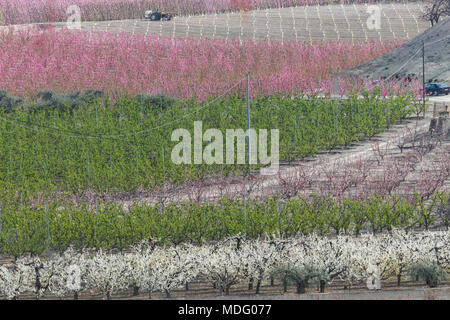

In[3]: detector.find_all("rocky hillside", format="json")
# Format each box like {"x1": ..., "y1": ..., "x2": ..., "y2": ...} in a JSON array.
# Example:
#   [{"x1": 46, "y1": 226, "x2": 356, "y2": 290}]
[{"x1": 341, "y1": 17, "x2": 450, "y2": 83}]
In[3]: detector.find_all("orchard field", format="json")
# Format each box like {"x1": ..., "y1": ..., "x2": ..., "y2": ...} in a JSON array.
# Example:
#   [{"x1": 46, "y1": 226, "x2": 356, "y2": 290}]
[
  {"x1": 0, "y1": 1, "x2": 449, "y2": 300},
  {"x1": 0, "y1": 1, "x2": 427, "y2": 25}
]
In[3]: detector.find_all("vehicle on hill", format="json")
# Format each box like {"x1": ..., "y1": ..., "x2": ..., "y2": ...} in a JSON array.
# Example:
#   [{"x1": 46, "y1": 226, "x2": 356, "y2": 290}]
[{"x1": 144, "y1": 9, "x2": 173, "y2": 21}]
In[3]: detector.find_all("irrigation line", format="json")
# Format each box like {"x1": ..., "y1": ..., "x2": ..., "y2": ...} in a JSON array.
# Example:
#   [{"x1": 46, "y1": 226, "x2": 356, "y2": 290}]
[{"x1": 0, "y1": 78, "x2": 245, "y2": 140}]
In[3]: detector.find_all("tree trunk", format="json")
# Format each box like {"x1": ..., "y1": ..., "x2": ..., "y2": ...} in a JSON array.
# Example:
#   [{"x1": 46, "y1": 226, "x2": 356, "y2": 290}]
[
  {"x1": 106, "y1": 292, "x2": 111, "y2": 300},
  {"x1": 397, "y1": 274, "x2": 402, "y2": 286},
  {"x1": 270, "y1": 276, "x2": 274, "y2": 286},
  {"x1": 296, "y1": 281, "x2": 306, "y2": 294},
  {"x1": 133, "y1": 285, "x2": 140, "y2": 296},
  {"x1": 185, "y1": 282, "x2": 189, "y2": 291},
  {"x1": 165, "y1": 289, "x2": 171, "y2": 298},
  {"x1": 255, "y1": 279, "x2": 262, "y2": 295},
  {"x1": 74, "y1": 292, "x2": 79, "y2": 300},
  {"x1": 248, "y1": 278, "x2": 254, "y2": 291},
  {"x1": 427, "y1": 278, "x2": 437, "y2": 288},
  {"x1": 225, "y1": 284, "x2": 231, "y2": 296},
  {"x1": 283, "y1": 280, "x2": 288, "y2": 293},
  {"x1": 35, "y1": 266, "x2": 42, "y2": 300},
  {"x1": 319, "y1": 280, "x2": 326, "y2": 293}
]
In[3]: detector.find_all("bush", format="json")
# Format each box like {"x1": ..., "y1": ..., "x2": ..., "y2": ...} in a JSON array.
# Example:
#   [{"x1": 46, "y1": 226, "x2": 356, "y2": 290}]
[
  {"x1": 0, "y1": 89, "x2": 23, "y2": 113},
  {"x1": 32, "y1": 90, "x2": 105, "y2": 113},
  {"x1": 1, "y1": 89, "x2": 177, "y2": 115},
  {"x1": 408, "y1": 260, "x2": 446, "y2": 288},
  {"x1": 135, "y1": 93, "x2": 178, "y2": 111},
  {"x1": 271, "y1": 264, "x2": 328, "y2": 294}
]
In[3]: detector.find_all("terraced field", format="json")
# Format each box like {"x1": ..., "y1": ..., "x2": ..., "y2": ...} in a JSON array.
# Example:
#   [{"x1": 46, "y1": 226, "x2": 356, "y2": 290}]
[{"x1": 33, "y1": 3, "x2": 430, "y2": 42}]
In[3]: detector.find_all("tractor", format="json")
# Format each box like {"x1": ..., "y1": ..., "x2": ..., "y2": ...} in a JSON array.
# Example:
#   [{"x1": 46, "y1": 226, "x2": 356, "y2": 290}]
[{"x1": 144, "y1": 9, "x2": 173, "y2": 21}]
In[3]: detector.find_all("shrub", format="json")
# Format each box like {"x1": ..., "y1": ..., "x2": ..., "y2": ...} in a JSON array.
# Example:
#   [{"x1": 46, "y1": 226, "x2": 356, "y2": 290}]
[
  {"x1": 135, "y1": 94, "x2": 178, "y2": 111},
  {"x1": 271, "y1": 264, "x2": 327, "y2": 294},
  {"x1": 408, "y1": 260, "x2": 446, "y2": 288},
  {"x1": 0, "y1": 89, "x2": 23, "y2": 113},
  {"x1": 32, "y1": 90, "x2": 105, "y2": 113}
]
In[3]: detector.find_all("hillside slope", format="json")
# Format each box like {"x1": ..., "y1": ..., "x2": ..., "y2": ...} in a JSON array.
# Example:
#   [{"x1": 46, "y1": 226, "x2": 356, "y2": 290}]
[{"x1": 341, "y1": 17, "x2": 450, "y2": 83}]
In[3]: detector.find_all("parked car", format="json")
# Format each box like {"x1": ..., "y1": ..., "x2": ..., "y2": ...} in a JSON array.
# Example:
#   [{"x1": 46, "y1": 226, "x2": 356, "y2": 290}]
[{"x1": 425, "y1": 83, "x2": 450, "y2": 96}]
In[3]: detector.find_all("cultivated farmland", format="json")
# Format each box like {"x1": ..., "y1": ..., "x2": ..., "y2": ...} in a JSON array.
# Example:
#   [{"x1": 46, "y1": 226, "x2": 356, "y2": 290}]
[
  {"x1": 17, "y1": 3, "x2": 431, "y2": 42},
  {"x1": 0, "y1": 1, "x2": 449, "y2": 301}
]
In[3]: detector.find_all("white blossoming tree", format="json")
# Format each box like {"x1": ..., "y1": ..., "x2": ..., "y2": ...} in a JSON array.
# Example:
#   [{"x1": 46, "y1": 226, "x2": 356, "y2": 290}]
[
  {"x1": 0, "y1": 263, "x2": 31, "y2": 300},
  {"x1": 86, "y1": 250, "x2": 129, "y2": 300},
  {"x1": 199, "y1": 240, "x2": 247, "y2": 296},
  {"x1": 0, "y1": 231, "x2": 449, "y2": 299},
  {"x1": 47, "y1": 248, "x2": 90, "y2": 299}
]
